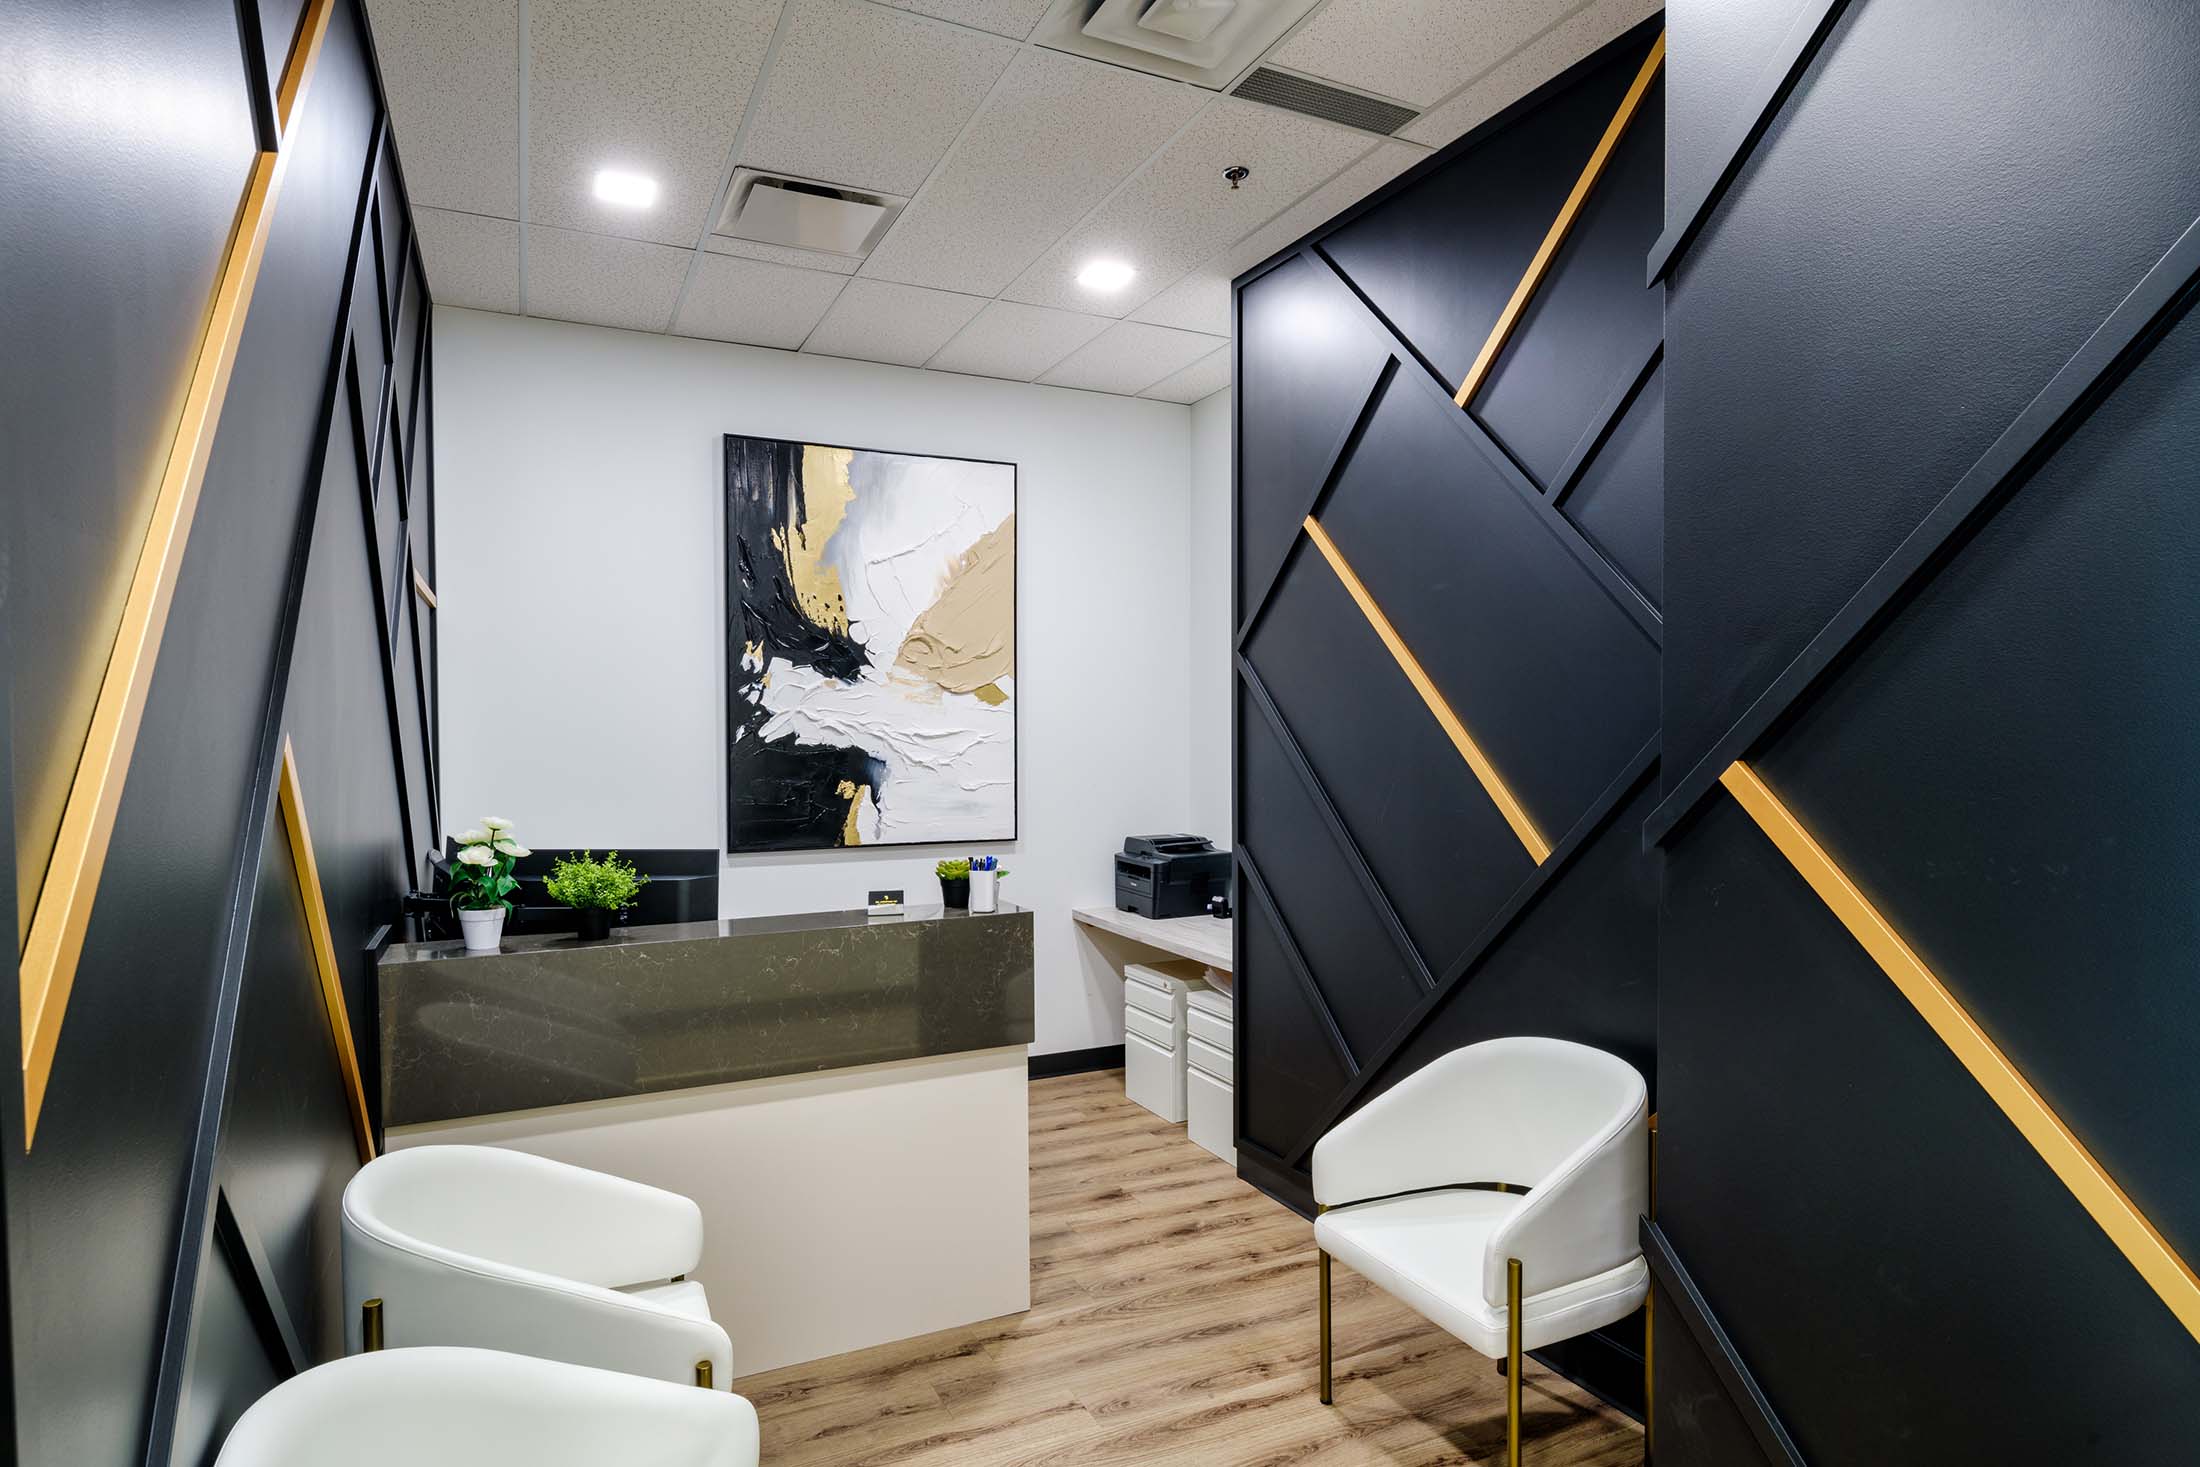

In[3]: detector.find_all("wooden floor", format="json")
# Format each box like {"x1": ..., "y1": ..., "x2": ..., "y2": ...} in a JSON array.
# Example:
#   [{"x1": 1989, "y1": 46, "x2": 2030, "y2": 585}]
[{"x1": 732, "y1": 1070, "x2": 1643, "y2": 1466}]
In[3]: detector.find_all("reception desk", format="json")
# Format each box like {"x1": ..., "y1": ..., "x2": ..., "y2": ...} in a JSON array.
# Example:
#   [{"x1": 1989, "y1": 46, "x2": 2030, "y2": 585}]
[{"x1": 380, "y1": 904, "x2": 1035, "y2": 1376}]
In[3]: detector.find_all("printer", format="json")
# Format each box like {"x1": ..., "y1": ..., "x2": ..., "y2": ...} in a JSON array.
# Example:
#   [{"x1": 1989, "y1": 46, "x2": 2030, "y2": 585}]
[{"x1": 1114, "y1": 834, "x2": 1231, "y2": 919}]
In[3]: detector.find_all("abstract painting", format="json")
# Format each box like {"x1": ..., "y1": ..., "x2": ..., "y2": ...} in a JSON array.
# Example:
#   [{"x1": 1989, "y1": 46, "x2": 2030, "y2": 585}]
[{"x1": 724, "y1": 434, "x2": 1016, "y2": 852}]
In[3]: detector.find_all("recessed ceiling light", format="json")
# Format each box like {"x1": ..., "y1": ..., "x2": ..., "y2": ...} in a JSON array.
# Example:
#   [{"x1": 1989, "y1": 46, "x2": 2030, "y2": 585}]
[
  {"x1": 1077, "y1": 259, "x2": 1136, "y2": 293},
  {"x1": 593, "y1": 169, "x2": 658, "y2": 209}
]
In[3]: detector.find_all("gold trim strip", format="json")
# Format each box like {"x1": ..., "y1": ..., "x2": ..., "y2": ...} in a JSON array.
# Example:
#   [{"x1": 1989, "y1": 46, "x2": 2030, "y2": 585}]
[
  {"x1": 412, "y1": 568, "x2": 438, "y2": 609},
  {"x1": 17, "y1": 0, "x2": 337, "y2": 1147},
  {"x1": 1454, "y1": 33, "x2": 1666, "y2": 411},
  {"x1": 277, "y1": 739, "x2": 376, "y2": 1164},
  {"x1": 1303, "y1": 516, "x2": 1551, "y2": 861},
  {"x1": 1721, "y1": 760, "x2": 2200, "y2": 1342}
]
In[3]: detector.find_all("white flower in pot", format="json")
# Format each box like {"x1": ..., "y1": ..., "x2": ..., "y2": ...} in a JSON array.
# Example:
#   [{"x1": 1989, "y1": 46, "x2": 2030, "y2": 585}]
[{"x1": 450, "y1": 817, "x2": 525, "y2": 952}]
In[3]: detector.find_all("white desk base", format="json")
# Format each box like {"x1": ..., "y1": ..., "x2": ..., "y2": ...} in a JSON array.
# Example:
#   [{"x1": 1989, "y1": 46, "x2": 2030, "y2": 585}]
[{"x1": 389, "y1": 1046, "x2": 1030, "y2": 1378}]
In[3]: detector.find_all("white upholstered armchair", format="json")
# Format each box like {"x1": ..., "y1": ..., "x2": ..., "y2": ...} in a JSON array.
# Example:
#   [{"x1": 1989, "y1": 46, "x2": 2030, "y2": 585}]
[
  {"x1": 214, "y1": 1347, "x2": 759, "y2": 1467},
  {"x1": 342, "y1": 1145, "x2": 733, "y2": 1389},
  {"x1": 1311, "y1": 1037, "x2": 1649, "y2": 1465}
]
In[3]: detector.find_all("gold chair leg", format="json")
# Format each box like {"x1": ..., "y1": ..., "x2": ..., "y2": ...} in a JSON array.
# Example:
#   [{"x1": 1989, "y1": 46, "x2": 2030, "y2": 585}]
[
  {"x1": 695, "y1": 1359, "x2": 713, "y2": 1389},
  {"x1": 1506, "y1": 1258, "x2": 1523, "y2": 1467},
  {"x1": 1318, "y1": 1247, "x2": 1334, "y2": 1405}
]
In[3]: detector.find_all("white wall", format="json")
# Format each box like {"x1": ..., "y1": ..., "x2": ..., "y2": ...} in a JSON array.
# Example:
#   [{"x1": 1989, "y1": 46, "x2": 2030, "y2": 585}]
[
  {"x1": 1187, "y1": 388, "x2": 1233, "y2": 841},
  {"x1": 432, "y1": 308, "x2": 1199, "y2": 1054}
]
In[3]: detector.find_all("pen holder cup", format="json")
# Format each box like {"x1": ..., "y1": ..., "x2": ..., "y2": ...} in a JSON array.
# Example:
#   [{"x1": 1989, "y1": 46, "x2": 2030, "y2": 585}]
[{"x1": 970, "y1": 869, "x2": 999, "y2": 914}]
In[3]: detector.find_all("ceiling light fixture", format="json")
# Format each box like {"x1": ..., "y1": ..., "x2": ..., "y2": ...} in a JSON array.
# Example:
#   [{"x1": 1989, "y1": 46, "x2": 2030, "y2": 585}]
[
  {"x1": 593, "y1": 169, "x2": 658, "y2": 209},
  {"x1": 1077, "y1": 259, "x2": 1136, "y2": 293}
]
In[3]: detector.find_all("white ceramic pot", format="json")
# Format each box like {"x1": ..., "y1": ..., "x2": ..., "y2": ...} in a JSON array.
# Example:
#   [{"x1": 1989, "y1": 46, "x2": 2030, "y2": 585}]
[
  {"x1": 457, "y1": 906, "x2": 507, "y2": 953},
  {"x1": 969, "y1": 870, "x2": 999, "y2": 914}
]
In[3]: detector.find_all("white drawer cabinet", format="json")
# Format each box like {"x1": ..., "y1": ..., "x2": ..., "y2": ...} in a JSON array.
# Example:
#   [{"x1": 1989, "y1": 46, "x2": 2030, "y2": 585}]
[
  {"x1": 1184, "y1": 987, "x2": 1235, "y2": 1164},
  {"x1": 1121, "y1": 961, "x2": 1206, "y2": 1124}
]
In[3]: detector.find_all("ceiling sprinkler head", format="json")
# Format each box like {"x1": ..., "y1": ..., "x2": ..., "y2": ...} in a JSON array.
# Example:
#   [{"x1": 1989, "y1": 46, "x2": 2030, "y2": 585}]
[{"x1": 1223, "y1": 165, "x2": 1250, "y2": 190}]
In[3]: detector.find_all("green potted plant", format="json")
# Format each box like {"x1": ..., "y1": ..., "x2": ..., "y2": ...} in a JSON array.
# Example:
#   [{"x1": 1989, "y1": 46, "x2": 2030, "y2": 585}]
[
  {"x1": 543, "y1": 850, "x2": 650, "y2": 941},
  {"x1": 451, "y1": 817, "x2": 528, "y2": 952},
  {"x1": 935, "y1": 858, "x2": 970, "y2": 911}
]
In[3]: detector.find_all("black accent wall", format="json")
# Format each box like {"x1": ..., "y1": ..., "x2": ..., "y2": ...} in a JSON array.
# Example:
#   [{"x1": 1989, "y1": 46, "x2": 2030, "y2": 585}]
[
  {"x1": 1654, "y1": 0, "x2": 2200, "y2": 1461},
  {"x1": 0, "y1": 2, "x2": 437, "y2": 1463},
  {"x1": 1231, "y1": 17, "x2": 1665, "y2": 1413}
]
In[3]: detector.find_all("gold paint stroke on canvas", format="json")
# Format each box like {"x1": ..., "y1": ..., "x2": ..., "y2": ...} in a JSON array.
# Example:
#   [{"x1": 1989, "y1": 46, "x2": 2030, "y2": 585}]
[
  {"x1": 779, "y1": 444, "x2": 856, "y2": 635},
  {"x1": 896, "y1": 515, "x2": 1015, "y2": 697}
]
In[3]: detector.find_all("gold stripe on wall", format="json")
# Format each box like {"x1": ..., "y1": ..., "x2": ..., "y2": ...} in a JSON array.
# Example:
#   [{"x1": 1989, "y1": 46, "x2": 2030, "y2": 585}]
[
  {"x1": 412, "y1": 568, "x2": 439, "y2": 609},
  {"x1": 1453, "y1": 32, "x2": 1666, "y2": 410},
  {"x1": 1721, "y1": 760, "x2": 2200, "y2": 1342},
  {"x1": 17, "y1": 0, "x2": 337, "y2": 1147},
  {"x1": 277, "y1": 739, "x2": 376, "y2": 1164},
  {"x1": 1302, "y1": 516, "x2": 1552, "y2": 862}
]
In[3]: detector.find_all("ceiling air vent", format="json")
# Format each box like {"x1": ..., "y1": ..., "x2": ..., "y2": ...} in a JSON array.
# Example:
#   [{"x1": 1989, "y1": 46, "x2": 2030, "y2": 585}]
[
  {"x1": 712, "y1": 171, "x2": 908, "y2": 259},
  {"x1": 1034, "y1": 0, "x2": 1325, "y2": 89},
  {"x1": 1232, "y1": 67, "x2": 1417, "y2": 135}
]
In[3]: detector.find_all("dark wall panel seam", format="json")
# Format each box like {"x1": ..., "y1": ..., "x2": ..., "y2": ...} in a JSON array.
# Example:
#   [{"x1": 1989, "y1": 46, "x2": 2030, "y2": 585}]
[
  {"x1": 1551, "y1": 338, "x2": 1662, "y2": 509},
  {"x1": 1645, "y1": 210, "x2": 2200, "y2": 849},
  {"x1": 1644, "y1": 0, "x2": 1853, "y2": 286},
  {"x1": 1642, "y1": 1218, "x2": 1807, "y2": 1465},
  {"x1": 1298, "y1": 243, "x2": 1663, "y2": 646},
  {"x1": 138, "y1": 108, "x2": 387, "y2": 1467},
  {"x1": 1235, "y1": 355, "x2": 1398, "y2": 651},
  {"x1": 1237, "y1": 658, "x2": 1435, "y2": 990},
  {"x1": 1237, "y1": 846, "x2": 1361, "y2": 1075},
  {"x1": 1283, "y1": 738, "x2": 1659, "y2": 1166},
  {"x1": 212, "y1": 1185, "x2": 306, "y2": 1379},
  {"x1": 345, "y1": 346, "x2": 420, "y2": 865}
]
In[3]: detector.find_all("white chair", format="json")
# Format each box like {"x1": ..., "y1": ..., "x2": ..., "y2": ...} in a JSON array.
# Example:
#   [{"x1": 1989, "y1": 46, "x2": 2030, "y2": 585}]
[
  {"x1": 213, "y1": 1346, "x2": 759, "y2": 1467},
  {"x1": 342, "y1": 1145, "x2": 733, "y2": 1388},
  {"x1": 1310, "y1": 1037, "x2": 1649, "y2": 1465}
]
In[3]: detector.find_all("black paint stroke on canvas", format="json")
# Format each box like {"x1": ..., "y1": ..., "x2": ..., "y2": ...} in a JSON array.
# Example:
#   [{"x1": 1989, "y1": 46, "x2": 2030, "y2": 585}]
[{"x1": 725, "y1": 436, "x2": 884, "y2": 850}]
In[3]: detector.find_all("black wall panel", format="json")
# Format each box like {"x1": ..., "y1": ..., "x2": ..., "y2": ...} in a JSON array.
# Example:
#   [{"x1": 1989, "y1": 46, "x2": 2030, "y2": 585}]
[
  {"x1": 1753, "y1": 304, "x2": 2200, "y2": 1268},
  {"x1": 2, "y1": 0, "x2": 261, "y2": 942},
  {"x1": 1657, "y1": 0, "x2": 2200, "y2": 1459},
  {"x1": 1232, "y1": 16, "x2": 1666, "y2": 1416},
  {"x1": 1472, "y1": 78, "x2": 1666, "y2": 489},
  {"x1": 1660, "y1": 801, "x2": 2200, "y2": 1462},
  {"x1": 1244, "y1": 553, "x2": 1534, "y2": 972},
  {"x1": 1661, "y1": 0, "x2": 2200, "y2": 782},
  {"x1": 1238, "y1": 714, "x2": 1422, "y2": 1057},
  {"x1": 1316, "y1": 374, "x2": 1658, "y2": 838},
  {"x1": 1319, "y1": 38, "x2": 1648, "y2": 389},
  {"x1": 0, "y1": 2, "x2": 438, "y2": 1461},
  {"x1": 1560, "y1": 361, "x2": 1663, "y2": 608},
  {"x1": 1235, "y1": 258, "x2": 1392, "y2": 625}
]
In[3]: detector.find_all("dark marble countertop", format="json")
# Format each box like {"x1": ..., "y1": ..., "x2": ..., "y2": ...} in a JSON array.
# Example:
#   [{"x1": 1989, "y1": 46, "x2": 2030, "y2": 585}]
[{"x1": 379, "y1": 903, "x2": 1034, "y2": 1127}]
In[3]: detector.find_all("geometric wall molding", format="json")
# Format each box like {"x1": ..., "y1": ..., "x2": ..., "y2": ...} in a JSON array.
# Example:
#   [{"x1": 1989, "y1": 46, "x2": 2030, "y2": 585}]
[
  {"x1": 1721, "y1": 759, "x2": 2200, "y2": 1345},
  {"x1": 16, "y1": 0, "x2": 338, "y2": 1151},
  {"x1": 1232, "y1": 15, "x2": 1668, "y2": 1412}
]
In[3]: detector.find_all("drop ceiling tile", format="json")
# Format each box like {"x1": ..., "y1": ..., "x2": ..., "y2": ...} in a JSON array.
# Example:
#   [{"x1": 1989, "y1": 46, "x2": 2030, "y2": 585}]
[
  {"x1": 526, "y1": 0, "x2": 779, "y2": 246},
  {"x1": 703, "y1": 234, "x2": 862, "y2": 275},
  {"x1": 366, "y1": 0, "x2": 519, "y2": 217},
  {"x1": 879, "y1": 0, "x2": 1052, "y2": 40},
  {"x1": 674, "y1": 253, "x2": 849, "y2": 349},
  {"x1": 860, "y1": 49, "x2": 1203, "y2": 296},
  {"x1": 1039, "y1": 321, "x2": 1226, "y2": 395},
  {"x1": 801, "y1": 279, "x2": 989, "y2": 366},
  {"x1": 413, "y1": 208, "x2": 521, "y2": 313},
  {"x1": 1129, "y1": 139, "x2": 1428, "y2": 336},
  {"x1": 926, "y1": 301, "x2": 1110, "y2": 380},
  {"x1": 740, "y1": 0, "x2": 1019, "y2": 199},
  {"x1": 1400, "y1": 0, "x2": 1661, "y2": 147},
  {"x1": 525, "y1": 225, "x2": 691, "y2": 332},
  {"x1": 1272, "y1": 0, "x2": 1575, "y2": 110},
  {"x1": 1001, "y1": 96, "x2": 1369, "y2": 318},
  {"x1": 1130, "y1": 269, "x2": 1231, "y2": 337},
  {"x1": 1140, "y1": 345, "x2": 1232, "y2": 404}
]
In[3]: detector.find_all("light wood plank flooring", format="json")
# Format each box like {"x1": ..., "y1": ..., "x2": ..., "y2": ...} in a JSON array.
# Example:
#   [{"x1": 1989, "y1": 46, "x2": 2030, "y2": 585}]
[{"x1": 731, "y1": 1070, "x2": 1643, "y2": 1466}]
